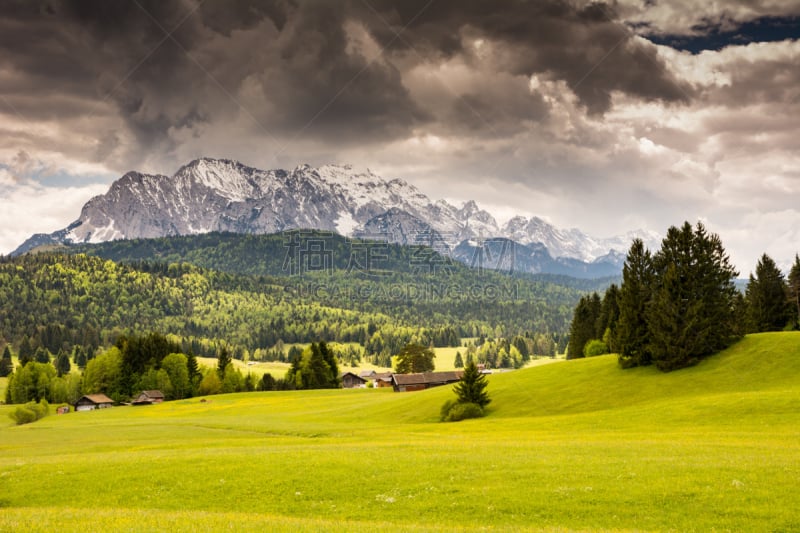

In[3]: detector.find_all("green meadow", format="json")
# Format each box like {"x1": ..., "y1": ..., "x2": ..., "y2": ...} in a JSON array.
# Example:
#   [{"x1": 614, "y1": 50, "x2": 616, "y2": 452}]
[{"x1": 2, "y1": 332, "x2": 799, "y2": 532}]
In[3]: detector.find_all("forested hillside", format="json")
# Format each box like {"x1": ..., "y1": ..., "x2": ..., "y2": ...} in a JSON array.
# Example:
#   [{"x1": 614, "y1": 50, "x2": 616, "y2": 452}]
[
  {"x1": 0, "y1": 247, "x2": 607, "y2": 361},
  {"x1": 70, "y1": 230, "x2": 619, "y2": 288}
]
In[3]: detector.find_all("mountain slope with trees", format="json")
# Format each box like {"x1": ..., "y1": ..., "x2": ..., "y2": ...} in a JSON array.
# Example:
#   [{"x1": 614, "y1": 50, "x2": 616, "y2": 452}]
[{"x1": 0, "y1": 247, "x2": 607, "y2": 366}]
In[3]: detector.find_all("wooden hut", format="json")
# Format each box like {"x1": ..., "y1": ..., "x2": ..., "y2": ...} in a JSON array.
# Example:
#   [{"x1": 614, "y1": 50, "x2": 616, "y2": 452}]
[
  {"x1": 132, "y1": 390, "x2": 165, "y2": 405},
  {"x1": 341, "y1": 372, "x2": 367, "y2": 389},
  {"x1": 391, "y1": 371, "x2": 463, "y2": 392},
  {"x1": 74, "y1": 394, "x2": 114, "y2": 411}
]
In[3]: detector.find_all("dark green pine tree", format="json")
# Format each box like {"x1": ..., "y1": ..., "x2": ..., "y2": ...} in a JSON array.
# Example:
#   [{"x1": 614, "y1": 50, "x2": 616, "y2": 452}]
[
  {"x1": 55, "y1": 349, "x2": 71, "y2": 377},
  {"x1": 186, "y1": 352, "x2": 201, "y2": 383},
  {"x1": 317, "y1": 341, "x2": 339, "y2": 388},
  {"x1": 596, "y1": 284, "x2": 621, "y2": 352},
  {"x1": 731, "y1": 291, "x2": 749, "y2": 338},
  {"x1": 453, "y1": 351, "x2": 464, "y2": 368},
  {"x1": 0, "y1": 346, "x2": 13, "y2": 377},
  {"x1": 786, "y1": 254, "x2": 800, "y2": 330},
  {"x1": 259, "y1": 372, "x2": 276, "y2": 391},
  {"x1": 18, "y1": 336, "x2": 33, "y2": 367},
  {"x1": 452, "y1": 361, "x2": 491, "y2": 408},
  {"x1": 511, "y1": 336, "x2": 529, "y2": 360},
  {"x1": 34, "y1": 346, "x2": 51, "y2": 364},
  {"x1": 303, "y1": 343, "x2": 334, "y2": 389},
  {"x1": 588, "y1": 292, "x2": 602, "y2": 338},
  {"x1": 73, "y1": 346, "x2": 87, "y2": 369},
  {"x1": 692, "y1": 225, "x2": 740, "y2": 353},
  {"x1": 745, "y1": 253, "x2": 791, "y2": 332},
  {"x1": 647, "y1": 222, "x2": 739, "y2": 371},
  {"x1": 567, "y1": 293, "x2": 601, "y2": 359},
  {"x1": 217, "y1": 347, "x2": 232, "y2": 379},
  {"x1": 617, "y1": 239, "x2": 653, "y2": 368}
]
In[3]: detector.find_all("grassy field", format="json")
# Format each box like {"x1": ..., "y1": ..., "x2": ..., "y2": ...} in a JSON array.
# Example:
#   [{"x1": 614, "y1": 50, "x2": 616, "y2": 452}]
[
  {"x1": 198, "y1": 344, "x2": 463, "y2": 377},
  {"x1": 197, "y1": 356, "x2": 291, "y2": 378},
  {"x1": 2, "y1": 332, "x2": 799, "y2": 531}
]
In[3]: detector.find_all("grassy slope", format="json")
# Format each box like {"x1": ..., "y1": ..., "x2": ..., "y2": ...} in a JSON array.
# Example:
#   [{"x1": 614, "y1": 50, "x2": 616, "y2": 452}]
[{"x1": 1, "y1": 333, "x2": 799, "y2": 532}]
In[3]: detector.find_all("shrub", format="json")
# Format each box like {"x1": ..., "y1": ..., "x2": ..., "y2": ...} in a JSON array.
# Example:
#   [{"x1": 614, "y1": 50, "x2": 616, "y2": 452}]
[
  {"x1": 440, "y1": 399, "x2": 457, "y2": 421},
  {"x1": 583, "y1": 339, "x2": 609, "y2": 357},
  {"x1": 443, "y1": 402, "x2": 484, "y2": 422},
  {"x1": 30, "y1": 399, "x2": 49, "y2": 419},
  {"x1": 10, "y1": 406, "x2": 37, "y2": 425},
  {"x1": 9, "y1": 399, "x2": 49, "y2": 425}
]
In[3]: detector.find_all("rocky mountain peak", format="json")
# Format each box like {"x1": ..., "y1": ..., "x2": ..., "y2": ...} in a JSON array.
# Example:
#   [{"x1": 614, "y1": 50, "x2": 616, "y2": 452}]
[{"x1": 12, "y1": 158, "x2": 658, "y2": 277}]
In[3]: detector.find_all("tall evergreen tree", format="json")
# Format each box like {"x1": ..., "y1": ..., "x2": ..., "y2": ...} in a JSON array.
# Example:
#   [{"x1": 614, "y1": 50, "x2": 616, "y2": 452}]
[
  {"x1": 217, "y1": 347, "x2": 232, "y2": 379},
  {"x1": 588, "y1": 292, "x2": 602, "y2": 338},
  {"x1": 511, "y1": 336, "x2": 529, "y2": 359},
  {"x1": 617, "y1": 239, "x2": 654, "y2": 368},
  {"x1": 285, "y1": 342, "x2": 339, "y2": 389},
  {"x1": 731, "y1": 291, "x2": 749, "y2": 338},
  {"x1": 317, "y1": 341, "x2": 340, "y2": 387},
  {"x1": 647, "y1": 222, "x2": 739, "y2": 371},
  {"x1": 34, "y1": 347, "x2": 51, "y2": 364},
  {"x1": 55, "y1": 349, "x2": 71, "y2": 377},
  {"x1": 745, "y1": 253, "x2": 791, "y2": 332},
  {"x1": 18, "y1": 336, "x2": 33, "y2": 367},
  {"x1": 73, "y1": 346, "x2": 87, "y2": 369},
  {"x1": 786, "y1": 254, "x2": 800, "y2": 330},
  {"x1": 453, "y1": 351, "x2": 464, "y2": 368},
  {"x1": 304, "y1": 343, "x2": 332, "y2": 388},
  {"x1": 0, "y1": 345, "x2": 13, "y2": 377},
  {"x1": 259, "y1": 372, "x2": 276, "y2": 391},
  {"x1": 567, "y1": 293, "x2": 601, "y2": 359},
  {"x1": 186, "y1": 352, "x2": 201, "y2": 383},
  {"x1": 597, "y1": 284, "x2": 621, "y2": 352},
  {"x1": 452, "y1": 361, "x2": 491, "y2": 408}
]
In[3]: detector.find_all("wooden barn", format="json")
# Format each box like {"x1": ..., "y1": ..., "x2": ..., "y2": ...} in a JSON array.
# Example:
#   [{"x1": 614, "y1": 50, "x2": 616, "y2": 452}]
[
  {"x1": 358, "y1": 370, "x2": 393, "y2": 388},
  {"x1": 132, "y1": 390, "x2": 165, "y2": 405},
  {"x1": 74, "y1": 394, "x2": 114, "y2": 411},
  {"x1": 374, "y1": 372, "x2": 394, "y2": 388},
  {"x1": 391, "y1": 371, "x2": 463, "y2": 392},
  {"x1": 341, "y1": 372, "x2": 367, "y2": 389}
]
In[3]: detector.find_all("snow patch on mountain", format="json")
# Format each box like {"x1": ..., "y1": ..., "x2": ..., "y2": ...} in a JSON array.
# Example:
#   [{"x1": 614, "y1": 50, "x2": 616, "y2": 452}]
[{"x1": 335, "y1": 212, "x2": 358, "y2": 235}]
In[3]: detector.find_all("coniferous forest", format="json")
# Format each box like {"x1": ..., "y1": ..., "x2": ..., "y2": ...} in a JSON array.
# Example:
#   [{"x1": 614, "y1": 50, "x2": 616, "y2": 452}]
[{"x1": 568, "y1": 221, "x2": 800, "y2": 370}]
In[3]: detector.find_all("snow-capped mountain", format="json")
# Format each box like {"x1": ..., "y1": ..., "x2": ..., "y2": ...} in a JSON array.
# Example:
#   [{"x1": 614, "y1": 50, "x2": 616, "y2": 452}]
[
  {"x1": 13, "y1": 158, "x2": 656, "y2": 277},
  {"x1": 452, "y1": 238, "x2": 624, "y2": 278},
  {"x1": 501, "y1": 216, "x2": 660, "y2": 263}
]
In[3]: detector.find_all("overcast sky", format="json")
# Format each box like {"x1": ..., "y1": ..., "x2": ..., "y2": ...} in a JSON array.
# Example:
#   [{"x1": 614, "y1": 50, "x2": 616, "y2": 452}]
[{"x1": 1, "y1": 0, "x2": 799, "y2": 274}]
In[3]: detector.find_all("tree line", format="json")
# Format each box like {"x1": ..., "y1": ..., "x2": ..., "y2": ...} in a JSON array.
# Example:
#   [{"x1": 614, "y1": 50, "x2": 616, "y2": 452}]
[{"x1": 568, "y1": 222, "x2": 800, "y2": 371}]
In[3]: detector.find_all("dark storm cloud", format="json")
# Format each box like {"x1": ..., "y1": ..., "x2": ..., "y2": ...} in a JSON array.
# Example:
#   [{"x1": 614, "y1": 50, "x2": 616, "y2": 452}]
[
  {"x1": 356, "y1": 0, "x2": 692, "y2": 114},
  {"x1": 0, "y1": 0, "x2": 692, "y2": 171},
  {"x1": 0, "y1": 0, "x2": 426, "y2": 166}
]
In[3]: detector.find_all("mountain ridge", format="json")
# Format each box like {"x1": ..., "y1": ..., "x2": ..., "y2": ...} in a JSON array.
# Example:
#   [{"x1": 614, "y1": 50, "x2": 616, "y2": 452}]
[{"x1": 13, "y1": 157, "x2": 660, "y2": 276}]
